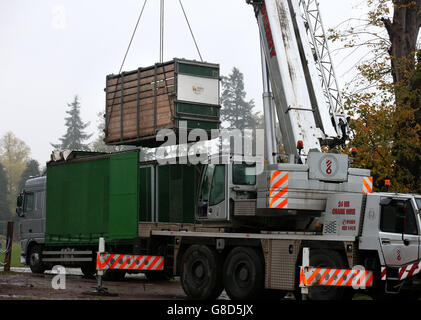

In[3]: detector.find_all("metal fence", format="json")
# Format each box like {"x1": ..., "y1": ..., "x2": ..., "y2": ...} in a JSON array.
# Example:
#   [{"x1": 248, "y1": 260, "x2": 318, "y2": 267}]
[{"x1": 0, "y1": 221, "x2": 12, "y2": 267}]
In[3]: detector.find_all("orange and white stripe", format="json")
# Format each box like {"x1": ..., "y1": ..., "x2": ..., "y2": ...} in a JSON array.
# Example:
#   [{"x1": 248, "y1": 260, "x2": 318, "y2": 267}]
[
  {"x1": 362, "y1": 177, "x2": 373, "y2": 194},
  {"x1": 268, "y1": 171, "x2": 289, "y2": 209},
  {"x1": 96, "y1": 253, "x2": 164, "y2": 271},
  {"x1": 299, "y1": 267, "x2": 373, "y2": 288}
]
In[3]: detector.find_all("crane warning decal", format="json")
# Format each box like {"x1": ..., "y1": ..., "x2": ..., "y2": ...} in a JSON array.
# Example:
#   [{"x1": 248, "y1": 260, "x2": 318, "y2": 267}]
[
  {"x1": 381, "y1": 261, "x2": 421, "y2": 281},
  {"x1": 269, "y1": 170, "x2": 289, "y2": 209},
  {"x1": 362, "y1": 177, "x2": 373, "y2": 194},
  {"x1": 322, "y1": 194, "x2": 363, "y2": 236},
  {"x1": 96, "y1": 253, "x2": 164, "y2": 272},
  {"x1": 260, "y1": 1, "x2": 277, "y2": 58},
  {"x1": 300, "y1": 267, "x2": 373, "y2": 288}
]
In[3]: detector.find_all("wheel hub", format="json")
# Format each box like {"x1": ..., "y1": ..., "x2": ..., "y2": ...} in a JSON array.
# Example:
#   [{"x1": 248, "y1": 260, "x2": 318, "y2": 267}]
[
  {"x1": 239, "y1": 266, "x2": 249, "y2": 281},
  {"x1": 30, "y1": 253, "x2": 39, "y2": 265},
  {"x1": 193, "y1": 262, "x2": 205, "y2": 279}
]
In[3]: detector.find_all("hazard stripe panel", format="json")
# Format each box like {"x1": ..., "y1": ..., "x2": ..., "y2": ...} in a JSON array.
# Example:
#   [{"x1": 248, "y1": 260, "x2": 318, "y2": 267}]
[
  {"x1": 299, "y1": 267, "x2": 373, "y2": 288},
  {"x1": 96, "y1": 253, "x2": 164, "y2": 271},
  {"x1": 399, "y1": 262, "x2": 421, "y2": 280},
  {"x1": 269, "y1": 171, "x2": 289, "y2": 209},
  {"x1": 362, "y1": 177, "x2": 373, "y2": 194},
  {"x1": 381, "y1": 267, "x2": 387, "y2": 281},
  {"x1": 381, "y1": 261, "x2": 421, "y2": 281}
]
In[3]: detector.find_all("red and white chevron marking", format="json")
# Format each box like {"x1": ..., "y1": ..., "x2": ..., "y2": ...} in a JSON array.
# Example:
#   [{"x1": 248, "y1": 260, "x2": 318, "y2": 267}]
[
  {"x1": 96, "y1": 253, "x2": 164, "y2": 271},
  {"x1": 268, "y1": 171, "x2": 289, "y2": 209},
  {"x1": 362, "y1": 177, "x2": 373, "y2": 194},
  {"x1": 381, "y1": 267, "x2": 387, "y2": 280},
  {"x1": 399, "y1": 262, "x2": 421, "y2": 280},
  {"x1": 381, "y1": 262, "x2": 421, "y2": 281},
  {"x1": 299, "y1": 267, "x2": 373, "y2": 288}
]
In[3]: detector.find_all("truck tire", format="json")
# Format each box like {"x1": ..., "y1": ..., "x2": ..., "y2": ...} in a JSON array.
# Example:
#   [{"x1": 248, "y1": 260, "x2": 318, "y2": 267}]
[
  {"x1": 28, "y1": 244, "x2": 47, "y2": 274},
  {"x1": 180, "y1": 245, "x2": 223, "y2": 300},
  {"x1": 306, "y1": 249, "x2": 348, "y2": 301},
  {"x1": 223, "y1": 247, "x2": 264, "y2": 300}
]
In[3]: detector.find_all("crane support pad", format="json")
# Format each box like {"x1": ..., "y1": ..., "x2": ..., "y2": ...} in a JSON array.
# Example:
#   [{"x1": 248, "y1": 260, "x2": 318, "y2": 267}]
[
  {"x1": 299, "y1": 267, "x2": 373, "y2": 288},
  {"x1": 96, "y1": 253, "x2": 164, "y2": 271}
]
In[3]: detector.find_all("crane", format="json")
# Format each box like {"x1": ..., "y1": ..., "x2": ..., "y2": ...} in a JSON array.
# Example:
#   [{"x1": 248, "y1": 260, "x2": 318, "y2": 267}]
[
  {"x1": 197, "y1": 0, "x2": 372, "y2": 223},
  {"x1": 248, "y1": 0, "x2": 351, "y2": 164}
]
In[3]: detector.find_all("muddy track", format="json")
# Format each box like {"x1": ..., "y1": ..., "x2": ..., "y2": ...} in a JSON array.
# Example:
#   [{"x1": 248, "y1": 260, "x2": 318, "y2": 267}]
[{"x1": 0, "y1": 269, "x2": 190, "y2": 300}]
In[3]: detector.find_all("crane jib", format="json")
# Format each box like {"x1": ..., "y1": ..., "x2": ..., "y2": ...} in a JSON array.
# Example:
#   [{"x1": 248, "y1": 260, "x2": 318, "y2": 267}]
[{"x1": 261, "y1": 2, "x2": 277, "y2": 57}]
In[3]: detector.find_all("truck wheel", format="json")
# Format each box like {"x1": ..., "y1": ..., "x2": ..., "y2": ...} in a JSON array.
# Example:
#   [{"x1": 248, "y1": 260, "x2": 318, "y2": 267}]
[
  {"x1": 28, "y1": 245, "x2": 47, "y2": 274},
  {"x1": 307, "y1": 249, "x2": 348, "y2": 301},
  {"x1": 223, "y1": 247, "x2": 264, "y2": 300},
  {"x1": 180, "y1": 245, "x2": 223, "y2": 300}
]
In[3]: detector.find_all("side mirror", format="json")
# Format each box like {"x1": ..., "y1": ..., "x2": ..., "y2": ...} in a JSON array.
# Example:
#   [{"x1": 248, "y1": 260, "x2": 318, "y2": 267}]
[
  {"x1": 17, "y1": 194, "x2": 23, "y2": 207},
  {"x1": 16, "y1": 194, "x2": 24, "y2": 217}
]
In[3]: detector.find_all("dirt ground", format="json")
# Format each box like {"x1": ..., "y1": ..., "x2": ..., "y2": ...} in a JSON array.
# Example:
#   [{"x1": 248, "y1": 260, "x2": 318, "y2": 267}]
[{"x1": 0, "y1": 268, "x2": 195, "y2": 300}]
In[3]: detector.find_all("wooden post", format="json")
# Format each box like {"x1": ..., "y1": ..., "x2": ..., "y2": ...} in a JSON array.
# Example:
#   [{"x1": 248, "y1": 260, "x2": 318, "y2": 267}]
[{"x1": 4, "y1": 222, "x2": 14, "y2": 272}]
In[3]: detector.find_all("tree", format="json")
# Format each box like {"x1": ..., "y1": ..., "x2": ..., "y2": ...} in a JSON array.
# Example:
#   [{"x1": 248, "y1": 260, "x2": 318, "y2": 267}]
[
  {"x1": 18, "y1": 159, "x2": 41, "y2": 193},
  {"x1": 330, "y1": 0, "x2": 420, "y2": 193},
  {"x1": 91, "y1": 112, "x2": 132, "y2": 153},
  {"x1": 0, "y1": 162, "x2": 10, "y2": 221},
  {"x1": 0, "y1": 132, "x2": 31, "y2": 216},
  {"x1": 221, "y1": 68, "x2": 260, "y2": 130},
  {"x1": 51, "y1": 95, "x2": 93, "y2": 150},
  {"x1": 382, "y1": 0, "x2": 421, "y2": 85}
]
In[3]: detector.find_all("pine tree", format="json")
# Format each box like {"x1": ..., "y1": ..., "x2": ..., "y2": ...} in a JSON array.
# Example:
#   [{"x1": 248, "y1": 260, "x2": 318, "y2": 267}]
[
  {"x1": 91, "y1": 112, "x2": 133, "y2": 153},
  {"x1": 51, "y1": 95, "x2": 92, "y2": 150},
  {"x1": 221, "y1": 68, "x2": 260, "y2": 130},
  {"x1": 0, "y1": 162, "x2": 10, "y2": 221},
  {"x1": 18, "y1": 159, "x2": 41, "y2": 193}
]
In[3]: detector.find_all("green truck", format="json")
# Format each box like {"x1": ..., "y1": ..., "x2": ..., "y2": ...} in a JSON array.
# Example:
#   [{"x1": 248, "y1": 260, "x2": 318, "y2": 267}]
[{"x1": 17, "y1": 149, "x2": 202, "y2": 280}]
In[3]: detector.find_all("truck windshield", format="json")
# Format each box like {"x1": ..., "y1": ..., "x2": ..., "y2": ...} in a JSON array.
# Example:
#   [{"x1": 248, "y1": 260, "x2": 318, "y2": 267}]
[
  {"x1": 24, "y1": 193, "x2": 35, "y2": 213},
  {"x1": 209, "y1": 165, "x2": 225, "y2": 206},
  {"x1": 200, "y1": 164, "x2": 215, "y2": 203},
  {"x1": 233, "y1": 163, "x2": 256, "y2": 186}
]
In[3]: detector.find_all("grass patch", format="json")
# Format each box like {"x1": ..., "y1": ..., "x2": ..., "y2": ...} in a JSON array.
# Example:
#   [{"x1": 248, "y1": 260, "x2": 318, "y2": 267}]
[
  {"x1": 0, "y1": 242, "x2": 25, "y2": 268},
  {"x1": 353, "y1": 293, "x2": 373, "y2": 300},
  {"x1": 0, "y1": 271, "x2": 20, "y2": 276}
]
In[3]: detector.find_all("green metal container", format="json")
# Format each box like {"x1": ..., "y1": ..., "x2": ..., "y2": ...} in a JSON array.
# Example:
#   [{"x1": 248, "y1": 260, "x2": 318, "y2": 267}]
[
  {"x1": 45, "y1": 151, "x2": 139, "y2": 245},
  {"x1": 45, "y1": 150, "x2": 201, "y2": 246},
  {"x1": 139, "y1": 162, "x2": 202, "y2": 224}
]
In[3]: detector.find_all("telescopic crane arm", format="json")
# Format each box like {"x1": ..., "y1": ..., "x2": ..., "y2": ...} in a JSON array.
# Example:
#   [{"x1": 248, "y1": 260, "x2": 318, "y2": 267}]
[{"x1": 248, "y1": 0, "x2": 351, "y2": 163}]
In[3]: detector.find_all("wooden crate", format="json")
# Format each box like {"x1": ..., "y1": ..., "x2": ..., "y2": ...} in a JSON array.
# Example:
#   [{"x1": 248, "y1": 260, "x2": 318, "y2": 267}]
[{"x1": 104, "y1": 59, "x2": 221, "y2": 147}]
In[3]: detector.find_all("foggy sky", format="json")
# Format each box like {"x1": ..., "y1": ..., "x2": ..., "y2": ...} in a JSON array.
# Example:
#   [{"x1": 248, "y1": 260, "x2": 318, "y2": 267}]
[{"x1": 0, "y1": 0, "x2": 362, "y2": 165}]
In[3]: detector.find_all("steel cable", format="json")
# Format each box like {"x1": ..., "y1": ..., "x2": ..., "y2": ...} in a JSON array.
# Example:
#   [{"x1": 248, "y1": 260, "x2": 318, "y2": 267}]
[
  {"x1": 178, "y1": 0, "x2": 204, "y2": 62},
  {"x1": 106, "y1": 0, "x2": 149, "y2": 132}
]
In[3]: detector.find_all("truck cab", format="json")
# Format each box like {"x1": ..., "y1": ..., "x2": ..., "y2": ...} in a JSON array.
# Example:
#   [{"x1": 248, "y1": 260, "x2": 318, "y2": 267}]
[
  {"x1": 16, "y1": 176, "x2": 46, "y2": 267},
  {"x1": 360, "y1": 194, "x2": 421, "y2": 275}
]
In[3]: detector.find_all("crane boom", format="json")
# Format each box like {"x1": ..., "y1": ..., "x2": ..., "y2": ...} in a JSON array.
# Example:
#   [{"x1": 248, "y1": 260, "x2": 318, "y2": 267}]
[
  {"x1": 298, "y1": 0, "x2": 351, "y2": 143},
  {"x1": 248, "y1": 0, "x2": 350, "y2": 163}
]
